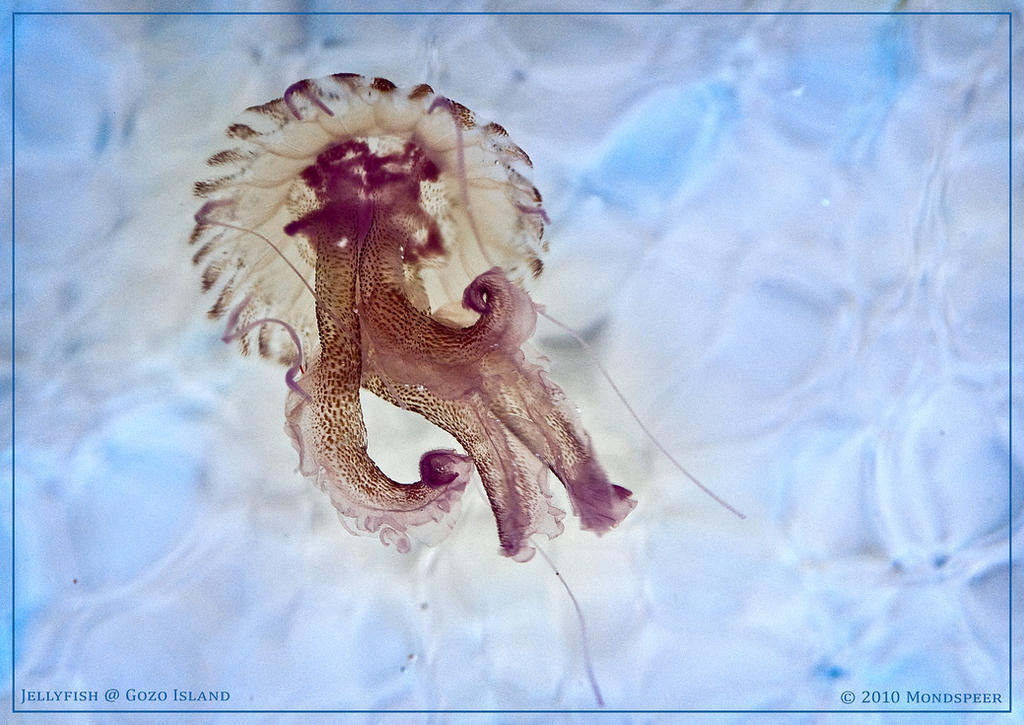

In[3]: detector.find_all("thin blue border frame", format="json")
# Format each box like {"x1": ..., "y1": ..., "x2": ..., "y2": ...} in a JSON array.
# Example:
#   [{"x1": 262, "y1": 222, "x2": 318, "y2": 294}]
[{"x1": 8, "y1": 8, "x2": 1015, "y2": 716}]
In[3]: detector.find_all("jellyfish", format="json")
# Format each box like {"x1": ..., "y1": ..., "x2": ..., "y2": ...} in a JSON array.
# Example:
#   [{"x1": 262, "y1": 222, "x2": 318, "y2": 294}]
[{"x1": 190, "y1": 74, "x2": 636, "y2": 561}]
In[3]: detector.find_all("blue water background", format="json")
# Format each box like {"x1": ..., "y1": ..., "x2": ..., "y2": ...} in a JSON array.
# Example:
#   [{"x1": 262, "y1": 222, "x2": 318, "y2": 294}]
[{"x1": 8, "y1": 5, "x2": 1018, "y2": 723}]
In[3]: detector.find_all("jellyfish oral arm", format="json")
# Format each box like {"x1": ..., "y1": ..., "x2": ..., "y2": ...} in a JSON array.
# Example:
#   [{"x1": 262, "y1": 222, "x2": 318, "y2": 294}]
[
  {"x1": 282, "y1": 236, "x2": 474, "y2": 553},
  {"x1": 356, "y1": 239, "x2": 636, "y2": 559}
]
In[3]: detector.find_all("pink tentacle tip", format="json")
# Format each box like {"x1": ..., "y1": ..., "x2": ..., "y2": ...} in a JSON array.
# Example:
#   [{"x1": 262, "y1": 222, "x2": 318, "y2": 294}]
[
  {"x1": 220, "y1": 294, "x2": 254, "y2": 344},
  {"x1": 420, "y1": 449, "x2": 474, "y2": 488},
  {"x1": 427, "y1": 95, "x2": 454, "y2": 115},
  {"x1": 283, "y1": 360, "x2": 311, "y2": 403},
  {"x1": 517, "y1": 202, "x2": 551, "y2": 225},
  {"x1": 194, "y1": 198, "x2": 234, "y2": 225},
  {"x1": 284, "y1": 80, "x2": 335, "y2": 120}
]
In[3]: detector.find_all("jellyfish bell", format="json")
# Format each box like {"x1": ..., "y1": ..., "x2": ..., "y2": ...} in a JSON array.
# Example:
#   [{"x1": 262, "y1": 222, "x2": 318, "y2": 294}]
[{"x1": 190, "y1": 73, "x2": 636, "y2": 560}]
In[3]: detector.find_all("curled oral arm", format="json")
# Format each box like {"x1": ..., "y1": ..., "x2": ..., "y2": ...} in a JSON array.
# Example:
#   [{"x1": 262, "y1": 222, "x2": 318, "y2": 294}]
[
  {"x1": 198, "y1": 199, "x2": 473, "y2": 520},
  {"x1": 357, "y1": 245, "x2": 635, "y2": 555}
]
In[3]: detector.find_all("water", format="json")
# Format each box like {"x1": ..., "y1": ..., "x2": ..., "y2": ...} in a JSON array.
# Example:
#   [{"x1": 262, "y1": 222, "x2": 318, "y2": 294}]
[{"x1": 9, "y1": 7, "x2": 1017, "y2": 723}]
